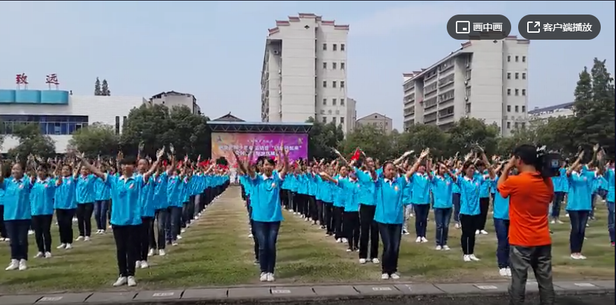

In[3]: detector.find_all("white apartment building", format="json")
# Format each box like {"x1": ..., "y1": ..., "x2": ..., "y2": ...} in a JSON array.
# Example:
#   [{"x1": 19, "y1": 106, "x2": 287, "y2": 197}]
[
  {"x1": 346, "y1": 97, "x2": 357, "y2": 133},
  {"x1": 402, "y1": 36, "x2": 530, "y2": 136},
  {"x1": 356, "y1": 112, "x2": 393, "y2": 134},
  {"x1": 260, "y1": 13, "x2": 353, "y2": 133},
  {"x1": 150, "y1": 91, "x2": 201, "y2": 115},
  {"x1": 528, "y1": 102, "x2": 575, "y2": 127}
]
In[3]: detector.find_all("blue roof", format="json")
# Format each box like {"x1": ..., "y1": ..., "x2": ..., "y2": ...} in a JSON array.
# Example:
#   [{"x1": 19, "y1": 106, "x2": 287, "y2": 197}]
[{"x1": 528, "y1": 102, "x2": 574, "y2": 114}]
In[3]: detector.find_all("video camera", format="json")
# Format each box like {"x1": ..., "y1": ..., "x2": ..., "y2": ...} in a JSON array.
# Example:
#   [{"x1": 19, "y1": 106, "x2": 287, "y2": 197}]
[{"x1": 537, "y1": 145, "x2": 562, "y2": 178}]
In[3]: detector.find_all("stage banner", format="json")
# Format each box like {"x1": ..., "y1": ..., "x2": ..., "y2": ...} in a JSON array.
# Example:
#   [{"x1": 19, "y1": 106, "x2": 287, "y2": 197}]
[{"x1": 211, "y1": 132, "x2": 308, "y2": 168}]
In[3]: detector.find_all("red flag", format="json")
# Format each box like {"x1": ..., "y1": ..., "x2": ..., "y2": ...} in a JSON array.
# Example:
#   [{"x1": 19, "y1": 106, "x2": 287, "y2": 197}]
[
  {"x1": 177, "y1": 160, "x2": 183, "y2": 169},
  {"x1": 162, "y1": 160, "x2": 168, "y2": 167},
  {"x1": 350, "y1": 148, "x2": 361, "y2": 161}
]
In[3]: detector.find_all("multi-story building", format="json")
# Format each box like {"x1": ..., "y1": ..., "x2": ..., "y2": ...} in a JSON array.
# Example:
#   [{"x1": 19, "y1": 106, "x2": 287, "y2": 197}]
[
  {"x1": 0, "y1": 88, "x2": 146, "y2": 153},
  {"x1": 345, "y1": 98, "x2": 357, "y2": 133},
  {"x1": 402, "y1": 36, "x2": 530, "y2": 136},
  {"x1": 260, "y1": 13, "x2": 352, "y2": 133},
  {"x1": 528, "y1": 102, "x2": 575, "y2": 127},
  {"x1": 356, "y1": 112, "x2": 393, "y2": 134},
  {"x1": 149, "y1": 91, "x2": 201, "y2": 115}
]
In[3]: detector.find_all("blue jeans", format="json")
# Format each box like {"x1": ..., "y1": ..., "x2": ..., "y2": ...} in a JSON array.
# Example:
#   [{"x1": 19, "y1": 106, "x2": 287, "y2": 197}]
[
  {"x1": 94, "y1": 200, "x2": 110, "y2": 231},
  {"x1": 166, "y1": 206, "x2": 183, "y2": 242},
  {"x1": 253, "y1": 221, "x2": 280, "y2": 274},
  {"x1": 493, "y1": 218, "x2": 510, "y2": 268},
  {"x1": 377, "y1": 222, "x2": 402, "y2": 274},
  {"x1": 413, "y1": 204, "x2": 430, "y2": 238},
  {"x1": 434, "y1": 208, "x2": 452, "y2": 246},
  {"x1": 452, "y1": 193, "x2": 461, "y2": 222},
  {"x1": 5, "y1": 219, "x2": 31, "y2": 260},
  {"x1": 568, "y1": 210, "x2": 589, "y2": 253},
  {"x1": 607, "y1": 202, "x2": 615, "y2": 243},
  {"x1": 551, "y1": 192, "x2": 565, "y2": 218}
]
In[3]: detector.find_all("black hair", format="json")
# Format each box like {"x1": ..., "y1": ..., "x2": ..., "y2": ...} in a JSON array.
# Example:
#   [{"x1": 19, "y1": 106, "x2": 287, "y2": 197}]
[
  {"x1": 462, "y1": 160, "x2": 475, "y2": 175},
  {"x1": 475, "y1": 160, "x2": 485, "y2": 167},
  {"x1": 120, "y1": 156, "x2": 137, "y2": 165},
  {"x1": 263, "y1": 157, "x2": 276, "y2": 166},
  {"x1": 37, "y1": 163, "x2": 50, "y2": 172},
  {"x1": 513, "y1": 144, "x2": 543, "y2": 170}
]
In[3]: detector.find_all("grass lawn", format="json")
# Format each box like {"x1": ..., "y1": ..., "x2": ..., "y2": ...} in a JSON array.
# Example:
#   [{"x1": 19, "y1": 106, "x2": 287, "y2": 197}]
[{"x1": 0, "y1": 186, "x2": 613, "y2": 294}]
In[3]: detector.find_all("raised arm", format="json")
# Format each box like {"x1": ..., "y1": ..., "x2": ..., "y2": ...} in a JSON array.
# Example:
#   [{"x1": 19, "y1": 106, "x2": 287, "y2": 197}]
[
  {"x1": 144, "y1": 147, "x2": 165, "y2": 181},
  {"x1": 406, "y1": 148, "x2": 429, "y2": 178},
  {"x1": 75, "y1": 153, "x2": 106, "y2": 179},
  {"x1": 567, "y1": 151, "x2": 584, "y2": 176},
  {"x1": 393, "y1": 150, "x2": 414, "y2": 166},
  {"x1": 279, "y1": 142, "x2": 290, "y2": 179}
]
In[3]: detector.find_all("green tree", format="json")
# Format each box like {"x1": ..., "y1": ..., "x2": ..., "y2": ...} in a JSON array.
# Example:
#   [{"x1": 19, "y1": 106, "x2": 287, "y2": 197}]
[
  {"x1": 306, "y1": 117, "x2": 344, "y2": 160},
  {"x1": 68, "y1": 123, "x2": 120, "y2": 158},
  {"x1": 101, "y1": 79, "x2": 110, "y2": 96},
  {"x1": 446, "y1": 118, "x2": 499, "y2": 156},
  {"x1": 168, "y1": 105, "x2": 210, "y2": 159},
  {"x1": 7, "y1": 123, "x2": 56, "y2": 161},
  {"x1": 398, "y1": 124, "x2": 449, "y2": 157},
  {"x1": 94, "y1": 77, "x2": 102, "y2": 96},
  {"x1": 339, "y1": 124, "x2": 393, "y2": 161},
  {"x1": 535, "y1": 117, "x2": 577, "y2": 155}
]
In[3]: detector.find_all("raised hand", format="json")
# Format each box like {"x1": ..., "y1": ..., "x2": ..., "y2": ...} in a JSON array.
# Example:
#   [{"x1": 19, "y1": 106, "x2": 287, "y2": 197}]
[
  {"x1": 593, "y1": 143, "x2": 600, "y2": 152},
  {"x1": 156, "y1": 147, "x2": 165, "y2": 159},
  {"x1": 117, "y1": 151, "x2": 124, "y2": 160},
  {"x1": 138, "y1": 141, "x2": 145, "y2": 152},
  {"x1": 169, "y1": 144, "x2": 175, "y2": 154},
  {"x1": 419, "y1": 148, "x2": 430, "y2": 159}
]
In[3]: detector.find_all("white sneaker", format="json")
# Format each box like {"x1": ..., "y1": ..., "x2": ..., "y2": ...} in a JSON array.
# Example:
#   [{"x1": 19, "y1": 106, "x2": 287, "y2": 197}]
[
  {"x1": 172, "y1": 241, "x2": 178, "y2": 246},
  {"x1": 181, "y1": 228, "x2": 186, "y2": 233},
  {"x1": 259, "y1": 272, "x2": 268, "y2": 282},
  {"x1": 140, "y1": 261, "x2": 149, "y2": 269},
  {"x1": 18, "y1": 259, "x2": 27, "y2": 271},
  {"x1": 557, "y1": 219, "x2": 564, "y2": 224},
  {"x1": 289, "y1": 209, "x2": 294, "y2": 212},
  {"x1": 3, "y1": 238, "x2": 9, "y2": 242},
  {"x1": 28, "y1": 230, "x2": 34, "y2": 235},
  {"x1": 34, "y1": 252, "x2": 44, "y2": 258},
  {"x1": 127, "y1": 276, "x2": 137, "y2": 287},
  {"x1": 402, "y1": 229, "x2": 409, "y2": 235},
  {"x1": 578, "y1": 254, "x2": 587, "y2": 260},
  {"x1": 506, "y1": 268, "x2": 512, "y2": 276},
  {"x1": 57, "y1": 243, "x2": 66, "y2": 249},
  {"x1": 359, "y1": 258, "x2": 367, "y2": 264},
  {"x1": 346, "y1": 248, "x2": 352, "y2": 252},
  {"x1": 499, "y1": 268, "x2": 508, "y2": 276},
  {"x1": 135, "y1": 260, "x2": 142, "y2": 268},
  {"x1": 550, "y1": 220, "x2": 556, "y2": 224},
  {"x1": 435, "y1": 245, "x2": 442, "y2": 251},
  {"x1": 421, "y1": 237, "x2": 428, "y2": 243},
  {"x1": 390, "y1": 273, "x2": 400, "y2": 280},
  {"x1": 463, "y1": 255, "x2": 471, "y2": 262},
  {"x1": 44, "y1": 252, "x2": 52, "y2": 258},
  {"x1": 415, "y1": 237, "x2": 422, "y2": 243},
  {"x1": 342, "y1": 238, "x2": 348, "y2": 243},
  {"x1": 65, "y1": 243, "x2": 73, "y2": 250},
  {"x1": 475, "y1": 230, "x2": 480, "y2": 235},
  {"x1": 381, "y1": 273, "x2": 389, "y2": 280},
  {"x1": 454, "y1": 222, "x2": 460, "y2": 229},
  {"x1": 266, "y1": 273, "x2": 275, "y2": 282},
  {"x1": 372, "y1": 258, "x2": 380, "y2": 264},
  {"x1": 158, "y1": 249, "x2": 166, "y2": 256},
  {"x1": 177, "y1": 235, "x2": 183, "y2": 240},
  {"x1": 570, "y1": 253, "x2": 580, "y2": 260},
  {"x1": 194, "y1": 216, "x2": 199, "y2": 220},
  {"x1": 0, "y1": 238, "x2": 4, "y2": 241},
  {"x1": 565, "y1": 213, "x2": 569, "y2": 217},
  {"x1": 336, "y1": 238, "x2": 342, "y2": 243},
  {"x1": 480, "y1": 230, "x2": 488, "y2": 235},
  {"x1": 5, "y1": 259, "x2": 19, "y2": 271},
  {"x1": 75, "y1": 236, "x2": 84, "y2": 241},
  {"x1": 148, "y1": 249, "x2": 155, "y2": 257},
  {"x1": 84, "y1": 236, "x2": 91, "y2": 242},
  {"x1": 469, "y1": 254, "x2": 480, "y2": 261},
  {"x1": 113, "y1": 276, "x2": 127, "y2": 287},
  {"x1": 442, "y1": 245, "x2": 451, "y2": 251}
]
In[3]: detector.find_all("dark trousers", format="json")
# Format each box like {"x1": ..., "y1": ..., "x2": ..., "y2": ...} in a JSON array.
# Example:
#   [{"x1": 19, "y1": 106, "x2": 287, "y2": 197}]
[
  {"x1": 248, "y1": 206, "x2": 259, "y2": 260},
  {"x1": 167, "y1": 206, "x2": 183, "y2": 242},
  {"x1": 94, "y1": 200, "x2": 110, "y2": 230},
  {"x1": 494, "y1": 218, "x2": 510, "y2": 268},
  {"x1": 181, "y1": 201, "x2": 190, "y2": 228},
  {"x1": 452, "y1": 193, "x2": 461, "y2": 222},
  {"x1": 316, "y1": 200, "x2": 324, "y2": 226},
  {"x1": 478, "y1": 197, "x2": 490, "y2": 231},
  {"x1": 343, "y1": 211, "x2": 360, "y2": 250},
  {"x1": 359, "y1": 204, "x2": 379, "y2": 260},
  {"x1": 188, "y1": 195, "x2": 196, "y2": 219},
  {"x1": 509, "y1": 245, "x2": 555, "y2": 305},
  {"x1": 434, "y1": 207, "x2": 452, "y2": 246},
  {"x1": 56, "y1": 209, "x2": 75, "y2": 244},
  {"x1": 150, "y1": 209, "x2": 168, "y2": 250},
  {"x1": 253, "y1": 221, "x2": 280, "y2": 274},
  {"x1": 139, "y1": 217, "x2": 154, "y2": 261},
  {"x1": 309, "y1": 196, "x2": 318, "y2": 222},
  {"x1": 568, "y1": 210, "x2": 589, "y2": 253},
  {"x1": 413, "y1": 204, "x2": 430, "y2": 237},
  {"x1": 0, "y1": 205, "x2": 6, "y2": 238},
  {"x1": 323, "y1": 202, "x2": 334, "y2": 234},
  {"x1": 333, "y1": 206, "x2": 344, "y2": 239},
  {"x1": 608, "y1": 202, "x2": 615, "y2": 243},
  {"x1": 5, "y1": 219, "x2": 30, "y2": 260},
  {"x1": 112, "y1": 224, "x2": 139, "y2": 277},
  {"x1": 32, "y1": 215, "x2": 53, "y2": 253},
  {"x1": 76, "y1": 203, "x2": 94, "y2": 237},
  {"x1": 378, "y1": 222, "x2": 402, "y2": 274},
  {"x1": 460, "y1": 214, "x2": 480, "y2": 254},
  {"x1": 551, "y1": 192, "x2": 565, "y2": 218}
]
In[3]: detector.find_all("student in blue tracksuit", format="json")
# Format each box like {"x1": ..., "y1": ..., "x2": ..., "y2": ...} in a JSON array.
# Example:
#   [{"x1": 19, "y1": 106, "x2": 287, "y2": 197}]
[
  {"x1": 332, "y1": 166, "x2": 350, "y2": 243},
  {"x1": 550, "y1": 165, "x2": 568, "y2": 223},
  {"x1": 317, "y1": 167, "x2": 335, "y2": 235},
  {"x1": 407, "y1": 155, "x2": 432, "y2": 243},
  {"x1": 77, "y1": 148, "x2": 162, "y2": 287},
  {"x1": 233, "y1": 145, "x2": 289, "y2": 283},
  {"x1": 0, "y1": 171, "x2": 5, "y2": 241},
  {"x1": 1, "y1": 161, "x2": 33, "y2": 271},
  {"x1": 136, "y1": 158, "x2": 157, "y2": 269},
  {"x1": 431, "y1": 163, "x2": 457, "y2": 250},
  {"x1": 354, "y1": 157, "x2": 381, "y2": 264},
  {"x1": 150, "y1": 165, "x2": 169, "y2": 256},
  {"x1": 492, "y1": 166, "x2": 511, "y2": 277},
  {"x1": 605, "y1": 161, "x2": 615, "y2": 246},
  {"x1": 75, "y1": 165, "x2": 97, "y2": 241},
  {"x1": 566, "y1": 148, "x2": 599, "y2": 260},
  {"x1": 30, "y1": 163, "x2": 60, "y2": 259},
  {"x1": 452, "y1": 162, "x2": 462, "y2": 229},
  {"x1": 239, "y1": 168, "x2": 259, "y2": 265},
  {"x1": 475, "y1": 162, "x2": 493, "y2": 235},
  {"x1": 318, "y1": 169, "x2": 360, "y2": 251},
  {"x1": 54, "y1": 164, "x2": 79, "y2": 250},
  {"x1": 94, "y1": 163, "x2": 112, "y2": 234}
]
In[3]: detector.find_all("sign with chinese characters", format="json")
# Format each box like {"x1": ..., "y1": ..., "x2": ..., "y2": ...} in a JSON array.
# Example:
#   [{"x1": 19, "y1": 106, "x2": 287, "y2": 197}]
[
  {"x1": 15, "y1": 73, "x2": 29, "y2": 89},
  {"x1": 46, "y1": 73, "x2": 60, "y2": 89},
  {"x1": 447, "y1": 14, "x2": 511, "y2": 40},
  {"x1": 518, "y1": 15, "x2": 601, "y2": 40},
  {"x1": 211, "y1": 132, "x2": 308, "y2": 168}
]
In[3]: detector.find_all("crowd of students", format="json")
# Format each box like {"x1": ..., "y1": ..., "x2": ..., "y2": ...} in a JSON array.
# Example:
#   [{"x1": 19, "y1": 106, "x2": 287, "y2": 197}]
[
  {"x1": 237, "y1": 144, "x2": 615, "y2": 281},
  {"x1": 0, "y1": 148, "x2": 229, "y2": 287}
]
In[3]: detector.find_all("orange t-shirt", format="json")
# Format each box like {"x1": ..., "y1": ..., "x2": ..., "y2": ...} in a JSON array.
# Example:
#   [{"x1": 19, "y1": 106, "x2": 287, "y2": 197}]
[{"x1": 497, "y1": 171, "x2": 554, "y2": 247}]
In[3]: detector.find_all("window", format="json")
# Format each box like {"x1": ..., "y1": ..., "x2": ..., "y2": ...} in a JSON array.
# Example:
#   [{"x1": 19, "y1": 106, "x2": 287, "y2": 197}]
[
  {"x1": 320, "y1": 110, "x2": 325, "y2": 114},
  {"x1": 341, "y1": 62, "x2": 345, "y2": 69},
  {"x1": 341, "y1": 44, "x2": 345, "y2": 51},
  {"x1": 332, "y1": 81, "x2": 337, "y2": 88},
  {"x1": 332, "y1": 117, "x2": 337, "y2": 124},
  {"x1": 507, "y1": 72, "x2": 511, "y2": 79},
  {"x1": 115, "y1": 116, "x2": 120, "y2": 134},
  {"x1": 515, "y1": 56, "x2": 519, "y2": 62},
  {"x1": 522, "y1": 73, "x2": 526, "y2": 79},
  {"x1": 521, "y1": 122, "x2": 526, "y2": 129},
  {"x1": 507, "y1": 121, "x2": 511, "y2": 128},
  {"x1": 515, "y1": 105, "x2": 519, "y2": 112},
  {"x1": 515, "y1": 122, "x2": 519, "y2": 128},
  {"x1": 333, "y1": 44, "x2": 337, "y2": 51},
  {"x1": 340, "y1": 117, "x2": 345, "y2": 124},
  {"x1": 322, "y1": 116, "x2": 327, "y2": 123},
  {"x1": 322, "y1": 98, "x2": 327, "y2": 105},
  {"x1": 507, "y1": 55, "x2": 511, "y2": 62},
  {"x1": 323, "y1": 62, "x2": 327, "y2": 69},
  {"x1": 507, "y1": 105, "x2": 511, "y2": 112},
  {"x1": 522, "y1": 105, "x2": 526, "y2": 112},
  {"x1": 515, "y1": 72, "x2": 519, "y2": 79},
  {"x1": 332, "y1": 98, "x2": 337, "y2": 106},
  {"x1": 332, "y1": 62, "x2": 337, "y2": 69},
  {"x1": 340, "y1": 98, "x2": 345, "y2": 106},
  {"x1": 507, "y1": 88, "x2": 511, "y2": 95},
  {"x1": 522, "y1": 56, "x2": 526, "y2": 62},
  {"x1": 122, "y1": 116, "x2": 127, "y2": 129},
  {"x1": 515, "y1": 89, "x2": 519, "y2": 96},
  {"x1": 322, "y1": 43, "x2": 327, "y2": 51},
  {"x1": 341, "y1": 81, "x2": 345, "y2": 88},
  {"x1": 323, "y1": 81, "x2": 327, "y2": 88},
  {"x1": 522, "y1": 89, "x2": 526, "y2": 96}
]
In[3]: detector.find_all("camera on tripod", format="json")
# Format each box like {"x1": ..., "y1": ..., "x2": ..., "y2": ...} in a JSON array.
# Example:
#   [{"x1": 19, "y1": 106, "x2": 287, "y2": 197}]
[{"x1": 537, "y1": 145, "x2": 562, "y2": 178}]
